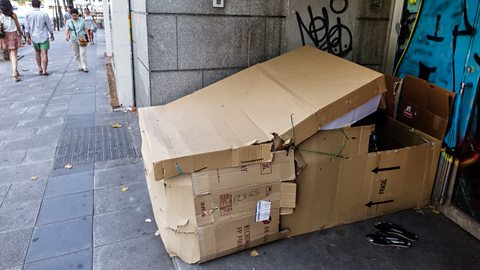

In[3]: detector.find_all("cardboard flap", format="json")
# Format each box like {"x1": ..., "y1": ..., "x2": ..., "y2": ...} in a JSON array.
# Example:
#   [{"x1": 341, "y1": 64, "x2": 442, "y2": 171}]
[
  {"x1": 280, "y1": 182, "x2": 297, "y2": 208},
  {"x1": 397, "y1": 75, "x2": 455, "y2": 140},
  {"x1": 139, "y1": 46, "x2": 385, "y2": 180},
  {"x1": 384, "y1": 75, "x2": 403, "y2": 119}
]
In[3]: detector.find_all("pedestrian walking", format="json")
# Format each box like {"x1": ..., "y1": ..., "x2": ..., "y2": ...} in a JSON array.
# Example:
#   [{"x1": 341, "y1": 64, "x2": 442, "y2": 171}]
[
  {"x1": 25, "y1": 0, "x2": 54, "y2": 76},
  {"x1": 0, "y1": 0, "x2": 23, "y2": 81},
  {"x1": 63, "y1": 5, "x2": 72, "y2": 27},
  {"x1": 83, "y1": 8, "x2": 96, "y2": 45},
  {"x1": 65, "y1": 8, "x2": 88, "y2": 72}
]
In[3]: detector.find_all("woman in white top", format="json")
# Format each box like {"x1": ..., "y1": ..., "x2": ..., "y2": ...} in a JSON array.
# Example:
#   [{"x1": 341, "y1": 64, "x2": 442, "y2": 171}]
[
  {"x1": 0, "y1": 0, "x2": 23, "y2": 81},
  {"x1": 83, "y1": 8, "x2": 96, "y2": 45}
]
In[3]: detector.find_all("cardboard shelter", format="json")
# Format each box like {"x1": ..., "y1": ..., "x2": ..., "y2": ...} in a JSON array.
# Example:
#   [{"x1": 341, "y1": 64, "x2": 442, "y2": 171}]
[
  {"x1": 139, "y1": 46, "x2": 386, "y2": 181},
  {"x1": 281, "y1": 75, "x2": 453, "y2": 236},
  {"x1": 139, "y1": 46, "x2": 386, "y2": 263}
]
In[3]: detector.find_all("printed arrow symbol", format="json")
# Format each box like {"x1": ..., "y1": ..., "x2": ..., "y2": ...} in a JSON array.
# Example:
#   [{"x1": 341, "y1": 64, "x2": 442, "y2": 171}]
[
  {"x1": 371, "y1": 166, "x2": 400, "y2": 174},
  {"x1": 365, "y1": 200, "x2": 394, "y2": 208}
]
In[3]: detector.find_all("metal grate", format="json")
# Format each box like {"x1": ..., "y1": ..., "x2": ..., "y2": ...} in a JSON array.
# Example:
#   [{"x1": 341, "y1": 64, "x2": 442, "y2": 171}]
[{"x1": 54, "y1": 125, "x2": 136, "y2": 168}]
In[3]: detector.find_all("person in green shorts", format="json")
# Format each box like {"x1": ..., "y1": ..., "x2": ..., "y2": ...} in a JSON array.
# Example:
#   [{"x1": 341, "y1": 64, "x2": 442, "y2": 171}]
[{"x1": 25, "y1": 0, "x2": 54, "y2": 75}]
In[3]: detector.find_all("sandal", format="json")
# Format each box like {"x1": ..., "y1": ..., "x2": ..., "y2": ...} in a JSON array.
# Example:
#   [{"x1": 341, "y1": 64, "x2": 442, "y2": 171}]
[
  {"x1": 373, "y1": 222, "x2": 418, "y2": 241},
  {"x1": 13, "y1": 71, "x2": 21, "y2": 82},
  {"x1": 366, "y1": 231, "x2": 412, "y2": 248},
  {"x1": 42, "y1": 71, "x2": 49, "y2": 76}
]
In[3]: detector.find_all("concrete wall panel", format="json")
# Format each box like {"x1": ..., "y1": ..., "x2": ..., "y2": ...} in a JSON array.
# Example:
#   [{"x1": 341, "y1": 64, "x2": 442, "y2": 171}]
[
  {"x1": 148, "y1": 15, "x2": 178, "y2": 71},
  {"x1": 131, "y1": 12, "x2": 149, "y2": 69},
  {"x1": 265, "y1": 17, "x2": 285, "y2": 59},
  {"x1": 176, "y1": 16, "x2": 266, "y2": 70},
  {"x1": 151, "y1": 71, "x2": 202, "y2": 105},
  {"x1": 202, "y1": 68, "x2": 243, "y2": 87},
  {"x1": 147, "y1": 0, "x2": 287, "y2": 16}
]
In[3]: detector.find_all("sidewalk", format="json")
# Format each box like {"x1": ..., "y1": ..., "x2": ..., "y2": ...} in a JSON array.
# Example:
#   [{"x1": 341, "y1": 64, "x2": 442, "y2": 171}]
[{"x1": 1, "y1": 31, "x2": 479, "y2": 270}]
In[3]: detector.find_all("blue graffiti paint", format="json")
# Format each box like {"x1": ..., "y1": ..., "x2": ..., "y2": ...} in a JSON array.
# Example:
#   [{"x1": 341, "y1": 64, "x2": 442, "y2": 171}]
[{"x1": 396, "y1": 0, "x2": 480, "y2": 152}]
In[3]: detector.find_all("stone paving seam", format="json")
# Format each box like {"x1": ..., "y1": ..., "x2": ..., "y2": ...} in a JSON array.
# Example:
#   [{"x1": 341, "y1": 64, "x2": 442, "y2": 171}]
[
  {"x1": 0, "y1": 184, "x2": 11, "y2": 208},
  {"x1": 21, "y1": 247, "x2": 92, "y2": 265}
]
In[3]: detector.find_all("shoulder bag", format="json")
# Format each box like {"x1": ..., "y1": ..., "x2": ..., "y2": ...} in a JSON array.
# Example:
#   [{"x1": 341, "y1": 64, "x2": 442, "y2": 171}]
[{"x1": 70, "y1": 20, "x2": 88, "y2": 47}]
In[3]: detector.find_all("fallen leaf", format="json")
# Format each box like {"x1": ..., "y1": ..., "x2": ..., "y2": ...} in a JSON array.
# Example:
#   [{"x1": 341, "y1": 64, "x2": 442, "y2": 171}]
[
  {"x1": 432, "y1": 209, "x2": 441, "y2": 214},
  {"x1": 111, "y1": 123, "x2": 122, "y2": 128},
  {"x1": 145, "y1": 218, "x2": 152, "y2": 223},
  {"x1": 250, "y1": 250, "x2": 259, "y2": 257},
  {"x1": 64, "y1": 163, "x2": 73, "y2": 169},
  {"x1": 31, "y1": 176, "x2": 39, "y2": 181},
  {"x1": 120, "y1": 186, "x2": 129, "y2": 192}
]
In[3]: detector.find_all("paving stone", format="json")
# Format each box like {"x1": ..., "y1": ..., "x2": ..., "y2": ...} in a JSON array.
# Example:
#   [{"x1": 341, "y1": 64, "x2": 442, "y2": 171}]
[
  {"x1": 0, "y1": 128, "x2": 36, "y2": 143},
  {"x1": 93, "y1": 234, "x2": 174, "y2": 270},
  {"x1": 0, "y1": 139, "x2": 32, "y2": 152},
  {"x1": 50, "y1": 163, "x2": 95, "y2": 177},
  {"x1": 24, "y1": 146, "x2": 58, "y2": 163},
  {"x1": 0, "y1": 200, "x2": 40, "y2": 234},
  {"x1": 68, "y1": 93, "x2": 96, "y2": 115},
  {"x1": 0, "y1": 228, "x2": 33, "y2": 269},
  {"x1": 44, "y1": 170, "x2": 94, "y2": 198},
  {"x1": 93, "y1": 204, "x2": 156, "y2": 247},
  {"x1": 37, "y1": 191, "x2": 93, "y2": 225},
  {"x1": 0, "y1": 149, "x2": 27, "y2": 167},
  {"x1": 36, "y1": 125, "x2": 64, "y2": 138},
  {"x1": 26, "y1": 216, "x2": 93, "y2": 263},
  {"x1": 94, "y1": 182, "x2": 150, "y2": 215},
  {"x1": 65, "y1": 113, "x2": 96, "y2": 129},
  {"x1": 94, "y1": 162, "x2": 145, "y2": 189},
  {"x1": 94, "y1": 157, "x2": 143, "y2": 170},
  {"x1": 24, "y1": 249, "x2": 92, "y2": 270},
  {"x1": 0, "y1": 160, "x2": 52, "y2": 186},
  {"x1": 1, "y1": 179, "x2": 47, "y2": 207},
  {"x1": 32, "y1": 133, "x2": 61, "y2": 148},
  {"x1": 44, "y1": 108, "x2": 68, "y2": 118}
]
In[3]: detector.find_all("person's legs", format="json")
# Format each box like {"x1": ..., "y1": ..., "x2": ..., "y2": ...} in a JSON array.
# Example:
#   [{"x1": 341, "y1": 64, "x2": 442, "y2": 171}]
[
  {"x1": 9, "y1": 49, "x2": 19, "y2": 80},
  {"x1": 41, "y1": 49, "x2": 49, "y2": 74},
  {"x1": 72, "y1": 42, "x2": 82, "y2": 69},
  {"x1": 34, "y1": 48, "x2": 42, "y2": 73},
  {"x1": 90, "y1": 30, "x2": 94, "y2": 45},
  {"x1": 79, "y1": 45, "x2": 88, "y2": 71}
]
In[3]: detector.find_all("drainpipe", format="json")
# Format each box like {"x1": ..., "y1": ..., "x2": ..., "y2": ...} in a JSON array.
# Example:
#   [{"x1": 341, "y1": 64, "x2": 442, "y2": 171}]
[{"x1": 127, "y1": 0, "x2": 137, "y2": 107}]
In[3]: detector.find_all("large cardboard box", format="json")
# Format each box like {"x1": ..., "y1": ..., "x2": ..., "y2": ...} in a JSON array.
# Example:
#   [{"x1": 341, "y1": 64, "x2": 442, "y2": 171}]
[
  {"x1": 139, "y1": 46, "x2": 387, "y2": 263},
  {"x1": 281, "y1": 76, "x2": 452, "y2": 237}
]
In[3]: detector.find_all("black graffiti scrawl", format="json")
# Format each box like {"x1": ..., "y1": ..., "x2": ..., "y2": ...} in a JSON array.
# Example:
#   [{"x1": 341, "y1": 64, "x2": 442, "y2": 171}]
[{"x1": 296, "y1": 1, "x2": 353, "y2": 58}]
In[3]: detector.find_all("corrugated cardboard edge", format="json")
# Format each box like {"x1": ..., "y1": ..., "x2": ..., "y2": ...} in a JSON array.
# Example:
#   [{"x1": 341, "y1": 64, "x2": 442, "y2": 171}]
[
  {"x1": 281, "y1": 76, "x2": 386, "y2": 145},
  {"x1": 154, "y1": 143, "x2": 274, "y2": 180}
]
